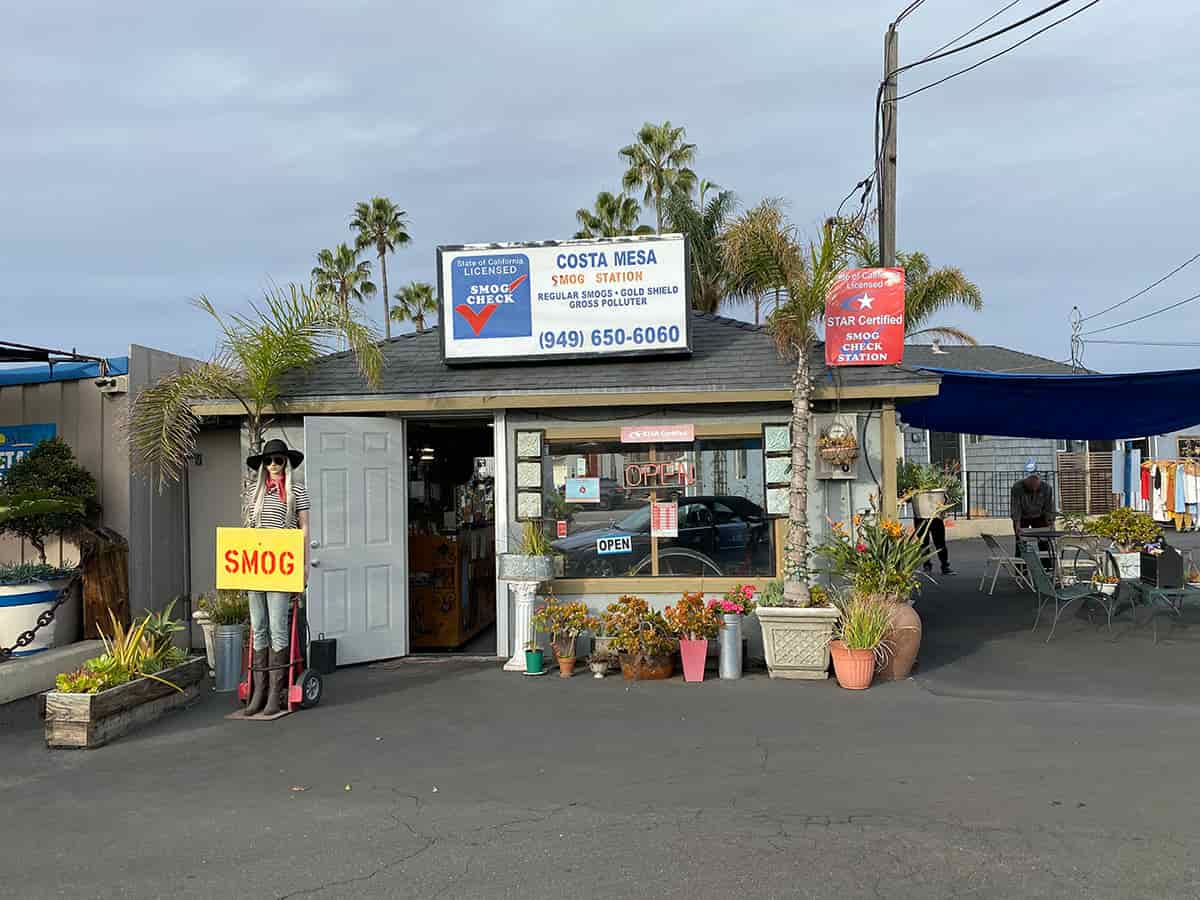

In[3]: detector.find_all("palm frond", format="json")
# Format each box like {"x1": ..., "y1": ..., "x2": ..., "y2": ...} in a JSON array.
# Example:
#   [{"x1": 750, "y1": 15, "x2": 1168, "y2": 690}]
[{"x1": 905, "y1": 325, "x2": 978, "y2": 345}]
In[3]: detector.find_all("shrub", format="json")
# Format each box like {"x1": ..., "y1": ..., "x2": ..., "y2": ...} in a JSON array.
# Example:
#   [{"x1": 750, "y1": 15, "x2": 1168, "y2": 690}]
[
  {"x1": 1084, "y1": 508, "x2": 1160, "y2": 552},
  {"x1": 662, "y1": 591, "x2": 722, "y2": 640},
  {"x1": 531, "y1": 595, "x2": 599, "y2": 659},
  {"x1": 198, "y1": 590, "x2": 250, "y2": 625},
  {"x1": 602, "y1": 595, "x2": 675, "y2": 658},
  {"x1": 0, "y1": 437, "x2": 97, "y2": 563}
]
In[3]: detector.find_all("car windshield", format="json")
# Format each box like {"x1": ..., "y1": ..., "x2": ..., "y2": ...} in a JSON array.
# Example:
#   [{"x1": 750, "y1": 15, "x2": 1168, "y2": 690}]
[{"x1": 614, "y1": 507, "x2": 651, "y2": 533}]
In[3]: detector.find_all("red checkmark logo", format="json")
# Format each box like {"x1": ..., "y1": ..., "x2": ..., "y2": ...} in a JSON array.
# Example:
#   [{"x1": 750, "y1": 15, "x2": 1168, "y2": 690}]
[{"x1": 455, "y1": 303, "x2": 499, "y2": 336}]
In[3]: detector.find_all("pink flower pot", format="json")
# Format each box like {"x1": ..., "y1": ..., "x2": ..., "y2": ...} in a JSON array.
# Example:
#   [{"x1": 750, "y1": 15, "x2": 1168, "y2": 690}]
[{"x1": 679, "y1": 638, "x2": 708, "y2": 683}]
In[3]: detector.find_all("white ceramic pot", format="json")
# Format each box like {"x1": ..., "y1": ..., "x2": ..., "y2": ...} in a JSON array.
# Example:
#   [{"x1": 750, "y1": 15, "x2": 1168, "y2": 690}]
[
  {"x1": 0, "y1": 578, "x2": 80, "y2": 656},
  {"x1": 193, "y1": 609, "x2": 216, "y2": 676},
  {"x1": 1111, "y1": 552, "x2": 1140, "y2": 579},
  {"x1": 755, "y1": 606, "x2": 840, "y2": 680},
  {"x1": 911, "y1": 490, "x2": 947, "y2": 519}
]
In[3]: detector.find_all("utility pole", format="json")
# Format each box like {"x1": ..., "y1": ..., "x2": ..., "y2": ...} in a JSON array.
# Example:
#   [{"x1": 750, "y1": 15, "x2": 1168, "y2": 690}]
[{"x1": 878, "y1": 26, "x2": 899, "y2": 267}]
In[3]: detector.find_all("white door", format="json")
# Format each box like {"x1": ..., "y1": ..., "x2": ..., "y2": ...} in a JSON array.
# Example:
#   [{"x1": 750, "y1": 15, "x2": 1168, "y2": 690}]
[{"x1": 304, "y1": 416, "x2": 408, "y2": 665}]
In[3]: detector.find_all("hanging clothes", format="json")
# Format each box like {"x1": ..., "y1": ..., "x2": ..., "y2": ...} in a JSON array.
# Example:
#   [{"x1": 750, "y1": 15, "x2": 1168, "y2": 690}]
[
  {"x1": 1152, "y1": 464, "x2": 1170, "y2": 522},
  {"x1": 1141, "y1": 462, "x2": 1152, "y2": 505},
  {"x1": 1130, "y1": 449, "x2": 1144, "y2": 511}
]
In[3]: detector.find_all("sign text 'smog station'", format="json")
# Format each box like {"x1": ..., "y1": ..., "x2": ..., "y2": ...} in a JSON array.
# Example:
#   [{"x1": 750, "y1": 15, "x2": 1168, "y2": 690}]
[{"x1": 437, "y1": 234, "x2": 691, "y2": 364}]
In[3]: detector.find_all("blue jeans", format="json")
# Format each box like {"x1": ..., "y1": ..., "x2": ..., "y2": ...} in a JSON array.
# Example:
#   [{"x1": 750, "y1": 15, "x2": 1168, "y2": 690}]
[{"x1": 247, "y1": 591, "x2": 291, "y2": 652}]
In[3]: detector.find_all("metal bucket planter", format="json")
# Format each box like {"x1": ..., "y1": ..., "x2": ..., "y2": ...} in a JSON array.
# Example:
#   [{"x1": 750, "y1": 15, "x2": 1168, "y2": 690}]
[
  {"x1": 618, "y1": 652, "x2": 674, "y2": 681},
  {"x1": 213, "y1": 624, "x2": 245, "y2": 693},
  {"x1": 718, "y1": 614, "x2": 743, "y2": 680},
  {"x1": 0, "y1": 577, "x2": 80, "y2": 656},
  {"x1": 911, "y1": 489, "x2": 947, "y2": 519}
]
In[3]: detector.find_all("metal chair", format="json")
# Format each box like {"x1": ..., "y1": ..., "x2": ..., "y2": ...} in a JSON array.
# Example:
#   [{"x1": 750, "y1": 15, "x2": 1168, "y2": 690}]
[
  {"x1": 979, "y1": 533, "x2": 1032, "y2": 594},
  {"x1": 1018, "y1": 539, "x2": 1106, "y2": 642},
  {"x1": 1056, "y1": 536, "x2": 1105, "y2": 586}
]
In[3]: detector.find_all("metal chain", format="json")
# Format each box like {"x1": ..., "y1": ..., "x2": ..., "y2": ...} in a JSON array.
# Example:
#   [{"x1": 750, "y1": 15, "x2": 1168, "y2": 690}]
[{"x1": 0, "y1": 575, "x2": 81, "y2": 663}]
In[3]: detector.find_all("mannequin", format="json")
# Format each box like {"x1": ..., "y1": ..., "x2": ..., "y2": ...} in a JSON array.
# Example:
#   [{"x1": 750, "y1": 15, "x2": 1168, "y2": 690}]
[{"x1": 241, "y1": 438, "x2": 310, "y2": 717}]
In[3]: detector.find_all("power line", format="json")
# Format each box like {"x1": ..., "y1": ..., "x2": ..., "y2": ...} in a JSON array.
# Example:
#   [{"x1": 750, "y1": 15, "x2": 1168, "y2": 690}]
[
  {"x1": 894, "y1": 0, "x2": 928, "y2": 26},
  {"x1": 1082, "y1": 290, "x2": 1200, "y2": 336},
  {"x1": 1083, "y1": 339, "x2": 1200, "y2": 348},
  {"x1": 922, "y1": 1, "x2": 1024, "y2": 59},
  {"x1": 895, "y1": 0, "x2": 1101, "y2": 101},
  {"x1": 1080, "y1": 251, "x2": 1200, "y2": 323}
]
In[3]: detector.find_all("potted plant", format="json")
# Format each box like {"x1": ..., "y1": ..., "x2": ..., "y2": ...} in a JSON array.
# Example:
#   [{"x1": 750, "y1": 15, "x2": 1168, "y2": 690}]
[
  {"x1": 828, "y1": 593, "x2": 892, "y2": 690},
  {"x1": 602, "y1": 594, "x2": 676, "y2": 681},
  {"x1": 44, "y1": 605, "x2": 203, "y2": 748},
  {"x1": 498, "y1": 520, "x2": 557, "y2": 582},
  {"x1": 531, "y1": 596, "x2": 599, "y2": 678},
  {"x1": 1084, "y1": 508, "x2": 1160, "y2": 577},
  {"x1": 663, "y1": 591, "x2": 722, "y2": 683},
  {"x1": 524, "y1": 640, "x2": 545, "y2": 675},
  {"x1": 814, "y1": 505, "x2": 932, "y2": 681},
  {"x1": 709, "y1": 584, "x2": 756, "y2": 680},
  {"x1": 587, "y1": 654, "x2": 608, "y2": 679},
  {"x1": 0, "y1": 561, "x2": 83, "y2": 657},
  {"x1": 1189, "y1": 563, "x2": 1200, "y2": 589},
  {"x1": 817, "y1": 423, "x2": 859, "y2": 471},
  {"x1": 201, "y1": 590, "x2": 249, "y2": 692},
  {"x1": 755, "y1": 573, "x2": 839, "y2": 680},
  {"x1": 897, "y1": 461, "x2": 961, "y2": 519},
  {"x1": 1091, "y1": 573, "x2": 1121, "y2": 596}
]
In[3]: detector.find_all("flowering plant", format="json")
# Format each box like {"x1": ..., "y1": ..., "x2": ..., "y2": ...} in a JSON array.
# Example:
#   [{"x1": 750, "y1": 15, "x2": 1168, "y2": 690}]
[
  {"x1": 663, "y1": 591, "x2": 722, "y2": 640},
  {"x1": 532, "y1": 596, "x2": 599, "y2": 660},
  {"x1": 709, "y1": 583, "x2": 756, "y2": 617},
  {"x1": 1084, "y1": 508, "x2": 1161, "y2": 553},
  {"x1": 815, "y1": 501, "x2": 933, "y2": 601},
  {"x1": 602, "y1": 594, "x2": 675, "y2": 658}
]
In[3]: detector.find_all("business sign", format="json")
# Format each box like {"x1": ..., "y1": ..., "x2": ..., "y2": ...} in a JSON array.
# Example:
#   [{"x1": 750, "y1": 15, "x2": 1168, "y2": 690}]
[
  {"x1": 216, "y1": 527, "x2": 305, "y2": 592},
  {"x1": 438, "y1": 235, "x2": 691, "y2": 364},
  {"x1": 624, "y1": 459, "x2": 696, "y2": 490},
  {"x1": 0, "y1": 424, "x2": 56, "y2": 480},
  {"x1": 564, "y1": 477, "x2": 600, "y2": 504},
  {"x1": 824, "y1": 267, "x2": 905, "y2": 366},
  {"x1": 651, "y1": 501, "x2": 678, "y2": 538},
  {"x1": 620, "y1": 424, "x2": 695, "y2": 444},
  {"x1": 596, "y1": 535, "x2": 633, "y2": 556}
]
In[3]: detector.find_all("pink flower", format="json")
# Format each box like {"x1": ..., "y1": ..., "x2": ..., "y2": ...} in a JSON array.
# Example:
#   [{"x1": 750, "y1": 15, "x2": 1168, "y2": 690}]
[
  {"x1": 856, "y1": 542, "x2": 867, "y2": 552},
  {"x1": 741, "y1": 585, "x2": 755, "y2": 599}
]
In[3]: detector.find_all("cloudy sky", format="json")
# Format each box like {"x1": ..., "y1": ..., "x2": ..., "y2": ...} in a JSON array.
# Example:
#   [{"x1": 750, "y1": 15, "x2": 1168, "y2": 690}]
[{"x1": 3, "y1": 1, "x2": 1195, "y2": 373}]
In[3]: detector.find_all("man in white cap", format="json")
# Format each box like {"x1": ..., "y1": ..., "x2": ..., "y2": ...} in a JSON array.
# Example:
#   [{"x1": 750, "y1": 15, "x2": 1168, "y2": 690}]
[{"x1": 1011, "y1": 458, "x2": 1056, "y2": 560}]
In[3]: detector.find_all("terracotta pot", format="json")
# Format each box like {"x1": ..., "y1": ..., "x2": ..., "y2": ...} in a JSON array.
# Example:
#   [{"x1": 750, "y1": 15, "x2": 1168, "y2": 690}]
[
  {"x1": 874, "y1": 599, "x2": 922, "y2": 682},
  {"x1": 618, "y1": 652, "x2": 674, "y2": 681},
  {"x1": 830, "y1": 640, "x2": 875, "y2": 690},
  {"x1": 557, "y1": 656, "x2": 576, "y2": 678},
  {"x1": 679, "y1": 638, "x2": 708, "y2": 683}
]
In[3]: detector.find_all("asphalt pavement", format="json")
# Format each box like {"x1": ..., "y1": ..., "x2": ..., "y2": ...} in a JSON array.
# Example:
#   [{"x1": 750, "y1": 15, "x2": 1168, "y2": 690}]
[{"x1": 3, "y1": 633, "x2": 1200, "y2": 898}]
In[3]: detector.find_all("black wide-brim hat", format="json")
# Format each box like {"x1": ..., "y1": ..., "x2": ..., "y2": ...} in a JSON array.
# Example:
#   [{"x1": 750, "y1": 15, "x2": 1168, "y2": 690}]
[{"x1": 246, "y1": 438, "x2": 304, "y2": 470}]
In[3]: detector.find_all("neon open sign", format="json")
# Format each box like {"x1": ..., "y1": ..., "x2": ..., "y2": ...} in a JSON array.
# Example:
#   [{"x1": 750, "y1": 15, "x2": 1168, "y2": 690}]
[{"x1": 623, "y1": 460, "x2": 696, "y2": 490}]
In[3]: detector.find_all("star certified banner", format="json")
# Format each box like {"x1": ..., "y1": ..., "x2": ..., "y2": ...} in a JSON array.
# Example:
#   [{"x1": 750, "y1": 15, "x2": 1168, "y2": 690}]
[
  {"x1": 437, "y1": 235, "x2": 690, "y2": 364},
  {"x1": 824, "y1": 267, "x2": 905, "y2": 367}
]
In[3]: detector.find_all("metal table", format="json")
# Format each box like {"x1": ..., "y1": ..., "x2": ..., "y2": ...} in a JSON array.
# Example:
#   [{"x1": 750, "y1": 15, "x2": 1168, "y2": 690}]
[{"x1": 1113, "y1": 580, "x2": 1200, "y2": 643}]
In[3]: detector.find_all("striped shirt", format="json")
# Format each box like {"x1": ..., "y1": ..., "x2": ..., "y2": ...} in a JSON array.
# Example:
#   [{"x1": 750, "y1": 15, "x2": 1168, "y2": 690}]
[{"x1": 247, "y1": 480, "x2": 310, "y2": 529}]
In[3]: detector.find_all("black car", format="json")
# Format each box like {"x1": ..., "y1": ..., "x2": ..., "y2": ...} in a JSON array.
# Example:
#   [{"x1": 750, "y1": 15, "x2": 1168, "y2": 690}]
[{"x1": 552, "y1": 495, "x2": 771, "y2": 577}]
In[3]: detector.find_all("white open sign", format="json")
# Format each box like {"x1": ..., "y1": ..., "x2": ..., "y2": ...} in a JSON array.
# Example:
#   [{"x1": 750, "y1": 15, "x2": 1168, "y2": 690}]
[{"x1": 596, "y1": 535, "x2": 633, "y2": 556}]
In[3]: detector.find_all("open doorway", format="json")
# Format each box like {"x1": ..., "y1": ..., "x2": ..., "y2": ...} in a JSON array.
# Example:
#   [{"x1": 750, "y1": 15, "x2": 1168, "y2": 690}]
[{"x1": 406, "y1": 418, "x2": 497, "y2": 656}]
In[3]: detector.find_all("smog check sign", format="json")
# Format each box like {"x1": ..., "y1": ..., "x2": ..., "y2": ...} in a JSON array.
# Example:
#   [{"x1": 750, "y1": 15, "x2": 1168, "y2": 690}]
[{"x1": 216, "y1": 527, "x2": 305, "y2": 592}]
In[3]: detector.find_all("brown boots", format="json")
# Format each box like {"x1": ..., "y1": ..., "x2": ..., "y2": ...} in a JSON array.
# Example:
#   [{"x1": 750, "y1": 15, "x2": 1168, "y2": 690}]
[
  {"x1": 243, "y1": 648, "x2": 269, "y2": 716},
  {"x1": 261, "y1": 648, "x2": 288, "y2": 716}
]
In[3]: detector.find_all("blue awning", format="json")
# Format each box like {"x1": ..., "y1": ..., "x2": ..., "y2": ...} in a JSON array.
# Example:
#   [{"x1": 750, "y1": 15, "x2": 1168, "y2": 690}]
[
  {"x1": 0, "y1": 357, "x2": 129, "y2": 387},
  {"x1": 898, "y1": 367, "x2": 1200, "y2": 440}
]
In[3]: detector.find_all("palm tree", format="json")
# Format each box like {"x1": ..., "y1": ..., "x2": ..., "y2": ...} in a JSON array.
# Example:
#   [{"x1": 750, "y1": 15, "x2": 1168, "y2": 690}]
[
  {"x1": 127, "y1": 284, "x2": 383, "y2": 489},
  {"x1": 664, "y1": 187, "x2": 737, "y2": 313},
  {"x1": 853, "y1": 239, "x2": 983, "y2": 344},
  {"x1": 311, "y1": 244, "x2": 376, "y2": 316},
  {"x1": 574, "y1": 191, "x2": 654, "y2": 239},
  {"x1": 723, "y1": 199, "x2": 805, "y2": 325},
  {"x1": 618, "y1": 121, "x2": 698, "y2": 234},
  {"x1": 391, "y1": 281, "x2": 439, "y2": 333},
  {"x1": 765, "y1": 216, "x2": 863, "y2": 606},
  {"x1": 350, "y1": 197, "x2": 411, "y2": 340}
]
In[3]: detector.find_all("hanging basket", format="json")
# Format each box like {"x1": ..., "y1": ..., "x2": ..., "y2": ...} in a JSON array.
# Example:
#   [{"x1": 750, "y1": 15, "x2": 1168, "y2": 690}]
[
  {"x1": 819, "y1": 444, "x2": 859, "y2": 467},
  {"x1": 818, "y1": 421, "x2": 859, "y2": 469}
]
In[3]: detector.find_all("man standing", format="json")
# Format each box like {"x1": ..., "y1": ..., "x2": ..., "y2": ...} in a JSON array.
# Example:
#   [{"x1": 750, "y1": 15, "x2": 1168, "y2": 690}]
[{"x1": 1011, "y1": 458, "x2": 1056, "y2": 561}]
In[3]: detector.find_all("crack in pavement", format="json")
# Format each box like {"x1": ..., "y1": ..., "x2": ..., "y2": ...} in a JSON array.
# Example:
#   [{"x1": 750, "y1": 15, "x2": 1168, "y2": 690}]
[{"x1": 274, "y1": 837, "x2": 437, "y2": 900}]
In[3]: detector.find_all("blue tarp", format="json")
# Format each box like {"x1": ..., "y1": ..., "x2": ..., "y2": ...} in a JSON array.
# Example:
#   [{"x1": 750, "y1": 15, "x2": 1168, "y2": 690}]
[
  {"x1": 0, "y1": 357, "x2": 128, "y2": 387},
  {"x1": 898, "y1": 367, "x2": 1200, "y2": 440}
]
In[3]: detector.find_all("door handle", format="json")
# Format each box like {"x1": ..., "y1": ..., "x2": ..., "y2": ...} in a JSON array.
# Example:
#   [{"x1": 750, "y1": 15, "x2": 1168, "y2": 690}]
[
  {"x1": 310, "y1": 541, "x2": 319, "y2": 549},
  {"x1": 310, "y1": 560, "x2": 320, "y2": 567}
]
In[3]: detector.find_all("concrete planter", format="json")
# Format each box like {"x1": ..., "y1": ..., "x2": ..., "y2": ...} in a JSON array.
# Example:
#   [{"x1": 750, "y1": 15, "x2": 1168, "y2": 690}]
[
  {"x1": 0, "y1": 577, "x2": 80, "y2": 657},
  {"x1": 43, "y1": 656, "x2": 205, "y2": 749},
  {"x1": 193, "y1": 610, "x2": 216, "y2": 677},
  {"x1": 498, "y1": 554, "x2": 555, "y2": 582},
  {"x1": 756, "y1": 606, "x2": 840, "y2": 680}
]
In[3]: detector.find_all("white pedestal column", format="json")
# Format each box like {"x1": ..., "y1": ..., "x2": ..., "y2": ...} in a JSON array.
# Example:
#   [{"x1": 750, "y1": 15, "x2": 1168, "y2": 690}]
[{"x1": 503, "y1": 580, "x2": 541, "y2": 672}]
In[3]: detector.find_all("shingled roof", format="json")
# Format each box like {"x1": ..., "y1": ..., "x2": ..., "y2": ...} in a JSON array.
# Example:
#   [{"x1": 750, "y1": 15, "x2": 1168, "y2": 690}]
[
  {"x1": 274, "y1": 313, "x2": 940, "y2": 401},
  {"x1": 903, "y1": 344, "x2": 1079, "y2": 375}
]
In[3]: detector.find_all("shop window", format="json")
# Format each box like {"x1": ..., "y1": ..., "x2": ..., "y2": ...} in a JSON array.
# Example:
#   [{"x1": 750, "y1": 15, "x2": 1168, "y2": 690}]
[{"x1": 542, "y1": 438, "x2": 775, "y2": 579}]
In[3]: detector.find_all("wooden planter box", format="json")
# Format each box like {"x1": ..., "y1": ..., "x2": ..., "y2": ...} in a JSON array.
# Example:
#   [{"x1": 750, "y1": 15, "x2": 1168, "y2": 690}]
[{"x1": 43, "y1": 656, "x2": 205, "y2": 749}]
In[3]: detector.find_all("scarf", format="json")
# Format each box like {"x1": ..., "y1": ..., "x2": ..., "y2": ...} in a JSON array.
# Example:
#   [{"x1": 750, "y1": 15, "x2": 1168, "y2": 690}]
[{"x1": 267, "y1": 475, "x2": 286, "y2": 503}]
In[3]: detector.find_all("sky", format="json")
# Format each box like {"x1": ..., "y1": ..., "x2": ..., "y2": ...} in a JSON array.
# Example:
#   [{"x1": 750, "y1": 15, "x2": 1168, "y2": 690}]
[{"x1": 3, "y1": 0, "x2": 1197, "y2": 374}]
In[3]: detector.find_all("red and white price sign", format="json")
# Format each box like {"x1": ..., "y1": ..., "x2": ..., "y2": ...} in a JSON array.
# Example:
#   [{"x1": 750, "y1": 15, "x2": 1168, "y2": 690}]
[
  {"x1": 650, "y1": 501, "x2": 678, "y2": 538},
  {"x1": 556, "y1": 520, "x2": 568, "y2": 539}
]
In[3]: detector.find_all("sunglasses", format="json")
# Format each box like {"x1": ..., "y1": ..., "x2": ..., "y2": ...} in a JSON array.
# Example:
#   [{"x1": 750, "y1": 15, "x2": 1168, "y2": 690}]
[{"x1": 267, "y1": 456, "x2": 288, "y2": 466}]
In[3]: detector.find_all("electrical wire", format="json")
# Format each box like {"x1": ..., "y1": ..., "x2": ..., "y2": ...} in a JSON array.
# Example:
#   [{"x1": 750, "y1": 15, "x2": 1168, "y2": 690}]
[
  {"x1": 921, "y1": 0, "x2": 1023, "y2": 59},
  {"x1": 895, "y1": 0, "x2": 1101, "y2": 101},
  {"x1": 1080, "y1": 251, "x2": 1200, "y2": 323},
  {"x1": 1083, "y1": 339, "x2": 1200, "y2": 348},
  {"x1": 1082, "y1": 290, "x2": 1200, "y2": 336},
  {"x1": 893, "y1": 0, "x2": 928, "y2": 26}
]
